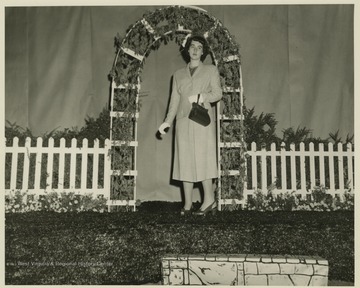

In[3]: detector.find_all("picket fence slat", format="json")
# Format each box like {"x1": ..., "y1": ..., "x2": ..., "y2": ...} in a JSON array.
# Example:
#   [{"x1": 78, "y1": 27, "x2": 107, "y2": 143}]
[
  {"x1": 271, "y1": 143, "x2": 277, "y2": 185},
  {"x1": 261, "y1": 147, "x2": 266, "y2": 190},
  {"x1": 10, "y1": 137, "x2": 19, "y2": 190},
  {"x1": 46, "y1": 138, "x2": 54, "y2": 190},
  {"x1": 103, "y1": 139, "x2": 111, "y2": 195},
  {"x1": 92, "y1": 140, "x2": 99, "y2": 191},
  {"x1": 34, "y1": 138, "x2": 43, "y2": 190},
  {"x1": 281, "y1": 144, "x2": 286, "y2": 190},
  {"x1": 58, "y1": 138, "x2": 66, "y2": 190},
  {"x1": 22, "y1": 138, "x2": 31, "y2": 191},
  {"x1": 81, "y1": 139, "x2": 88, "y2": 191},
  {"x1": 251, "y1": 142, "x2": 257, "y2": 190},
  {"x1": 347, "y1": 143, "x2": 353, "y2": 188},
  {"x1": 329, "y1": 143, "x2": 335, "y2": 192},
  {"x1": 300, "y1": 143, "x2": 306, "y2": 191},
  {"x1": 290, "y1": 143, "x2": 296, "y2": 191},
  {"x1": 69, "y1": 138, "x2": 77, "y2": 189},
  {"x1": 319, "y1": 143, "x2": 325, "y2": 187},
  {"x1": 338, "y1": 143, "x2": 344, "y2": 190},
  {"x1": 309, "y1": 143, "x2": 316, "y2": 190}
]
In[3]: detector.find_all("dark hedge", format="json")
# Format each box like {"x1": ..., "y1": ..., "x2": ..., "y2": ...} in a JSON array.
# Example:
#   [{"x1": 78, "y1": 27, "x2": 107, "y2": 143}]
[{"x1": 5, "y1": 202, "x2": 354, "y2": 285}]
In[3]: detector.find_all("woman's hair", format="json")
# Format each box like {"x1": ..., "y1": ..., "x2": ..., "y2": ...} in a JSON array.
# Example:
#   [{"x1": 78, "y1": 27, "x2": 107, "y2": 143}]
[{"x1": 182, "y1": 35, "x2": 209, "y2": 62}]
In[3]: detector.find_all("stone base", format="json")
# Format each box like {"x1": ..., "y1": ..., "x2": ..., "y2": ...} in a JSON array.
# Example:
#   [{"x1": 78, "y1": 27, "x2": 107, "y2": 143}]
[{"x1": 161, "y1": 254, "x2": 328, "y2": 286}]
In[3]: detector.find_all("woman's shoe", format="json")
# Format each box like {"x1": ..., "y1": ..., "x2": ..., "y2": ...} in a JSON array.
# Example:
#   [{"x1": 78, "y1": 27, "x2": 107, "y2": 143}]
[
  {"x1": 193, "y1": 201, "x2": 217, "y2": 216},
  {"x1": 180, "y1": 206, "x2": 193, "y2": 216}
]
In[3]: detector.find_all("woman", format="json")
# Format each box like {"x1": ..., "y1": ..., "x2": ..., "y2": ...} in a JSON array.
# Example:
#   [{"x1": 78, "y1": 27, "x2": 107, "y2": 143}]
[{"x1": 158, "y1": 35, "x2": 222, "y2": 216}]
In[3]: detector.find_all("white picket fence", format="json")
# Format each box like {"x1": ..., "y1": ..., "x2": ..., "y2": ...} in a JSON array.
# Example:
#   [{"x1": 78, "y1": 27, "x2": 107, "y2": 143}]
[
  {"x1": 240, "y1": 142, "x2": 354, "y2": 203},
  {"x1": 4, "y1": 137, "x2": 111, "y2": 198},
  {"x1": 4, "y1": 137, "x2": 355, "y2": 204}
]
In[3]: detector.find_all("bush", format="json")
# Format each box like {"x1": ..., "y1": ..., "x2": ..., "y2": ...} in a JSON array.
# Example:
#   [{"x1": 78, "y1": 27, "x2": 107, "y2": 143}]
[
  {"x1": 5, "y1": 191, "x2": 108, "y2": 213},
  {"x1": 245, "y1": 186, "x2": 354, "y2": 212}
]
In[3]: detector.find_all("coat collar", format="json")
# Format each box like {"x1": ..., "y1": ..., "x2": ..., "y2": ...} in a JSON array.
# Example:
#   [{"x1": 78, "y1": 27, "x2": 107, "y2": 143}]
[{"x1": 186, "y1": 61, "x2": 203, "y2": 77}]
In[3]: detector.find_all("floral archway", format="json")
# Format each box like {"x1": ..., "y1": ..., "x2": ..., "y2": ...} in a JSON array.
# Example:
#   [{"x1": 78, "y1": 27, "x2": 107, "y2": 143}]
[{"x1": 108, "y1": 5, "x2": 246, "y2": 210}]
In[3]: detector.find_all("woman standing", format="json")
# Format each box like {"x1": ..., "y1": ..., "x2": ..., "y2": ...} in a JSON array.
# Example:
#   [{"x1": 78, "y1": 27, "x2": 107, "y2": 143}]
[{"x1": 158, "y1": 35, "x2": 222, "y2": 216}]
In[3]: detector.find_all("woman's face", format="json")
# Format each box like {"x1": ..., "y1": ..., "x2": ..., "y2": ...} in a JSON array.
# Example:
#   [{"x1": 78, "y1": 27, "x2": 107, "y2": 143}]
[{"x1": 188, "y1": 40, "x2": 203, "y2": 61}]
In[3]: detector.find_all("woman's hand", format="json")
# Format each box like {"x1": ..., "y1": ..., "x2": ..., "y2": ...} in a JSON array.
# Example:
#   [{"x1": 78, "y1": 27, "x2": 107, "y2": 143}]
[
  {"x1": 158, "y1": 122, "x2": 170, "y2": 134},
  {"x1": 188, "y1": 94, "x2": 204, "y2": 104}
]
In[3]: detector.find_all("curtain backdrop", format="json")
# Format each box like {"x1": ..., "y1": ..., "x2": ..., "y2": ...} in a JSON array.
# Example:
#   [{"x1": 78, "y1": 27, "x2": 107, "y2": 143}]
[{"x1": 5, "y1": 5, "x2": 354, "y2": 201}]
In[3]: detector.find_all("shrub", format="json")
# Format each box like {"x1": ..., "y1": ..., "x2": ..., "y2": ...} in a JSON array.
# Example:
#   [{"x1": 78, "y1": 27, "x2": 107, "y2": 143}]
[
  {"x1": 6, "y1": 185, "x2": 354, "y2": 214},
  {"x1": 245, "y1": 186, "x2": 354, "y2": 212},
  {"x1": 5, "y1": 191, "x2": 108, "y2": 213}
]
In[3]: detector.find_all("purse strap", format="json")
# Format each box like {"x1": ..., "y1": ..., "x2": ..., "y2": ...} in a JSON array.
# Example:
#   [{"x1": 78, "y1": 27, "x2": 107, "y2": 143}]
[{"x1": 197, "y1": 94, "x2": 201, "y2": 104}]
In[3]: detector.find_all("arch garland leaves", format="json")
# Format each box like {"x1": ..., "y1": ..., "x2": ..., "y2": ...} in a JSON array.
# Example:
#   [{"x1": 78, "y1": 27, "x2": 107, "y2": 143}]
[{"x1": 109, "y1": 5, "x2": 247, "y2": 202}]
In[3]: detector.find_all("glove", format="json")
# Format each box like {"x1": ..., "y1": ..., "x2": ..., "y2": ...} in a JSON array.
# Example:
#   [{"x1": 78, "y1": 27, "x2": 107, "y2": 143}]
[
  {"x1": 158, "y1": 122, "x2": 170, "y2": 135},
  {"x1": 188, "y1": 94, "x2": 204, "y2": 104}
]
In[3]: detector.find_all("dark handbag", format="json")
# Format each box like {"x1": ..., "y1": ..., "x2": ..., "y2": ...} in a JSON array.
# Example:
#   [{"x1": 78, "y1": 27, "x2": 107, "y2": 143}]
[{"x1": 188, "y1": 94, "x2": 211, "y2": 127}]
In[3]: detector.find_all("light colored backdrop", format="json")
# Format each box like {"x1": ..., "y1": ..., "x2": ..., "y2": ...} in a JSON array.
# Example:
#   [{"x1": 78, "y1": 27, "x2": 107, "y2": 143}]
[{"x1": 5, "y1": 5, "x2": 354, "y2": 201}]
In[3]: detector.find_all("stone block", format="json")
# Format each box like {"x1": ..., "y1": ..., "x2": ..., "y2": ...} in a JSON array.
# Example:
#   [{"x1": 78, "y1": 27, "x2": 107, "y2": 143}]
[
  {"x1": 162, "y1": 260, "x2": 169, "y2": 269},
  {"x1": 188, "y1": 254, "x2": 205, "y2": 260},
  {"x1": 183, "y1": 269, "x2": 189, "y2": 285},
  {"x1": 260, "y1": 255, "x2": 273, "y2": 263},
  {"x1": 205, "y1": 254, "x2": 217, "y2": 261},
  {"x1": 228, "y1": 254, "x2": 246, "y2": 262},
  {"x1": 309, "y1": 275, "x2": 328, "y2": 286},
  {"x1": 215, "y1": 254, "x2": 229, "y2": 261},
  {"x1": 245, "y1": 275, "x2": 267, "y2": 285},
  {"x1": 286, "y1": 257, "x2": 300, "y2": 264},
  {"x1": 317, "y1": 259, "x2": 328, "y2": 266},
  {"x1": 162, "y1": 268, "x2": 170, "y2": 276},
  {"x1": 279, "y1": 263, "x2": 296, "y2": 274},
  {"x1": 244, "y1": 262, "x2": 258, "y2": 274},
  {"x1": 163, "y1": 255, "x2": 177, "y2": 260},
  {"x1": 235, "y1": 273, "x2": 245, "y2": 286},
  {"x1": 188, "y1": 261, "x2": 237, "y2": 285},
  {"x1": 290, "y1": 275, "x2": 311, "y2": 286},
  {"x1": 305, "y1": 258, "x2": 317, "y2": 264},
  {"x1": 246, "y1": 254, "x2": 261, "y2": 262},
  {"x1": 294, "y1": 263, "x2": 314, "y2": 275},
  {"x1": 162, "y1": 275, "x2": 169, "y2": 285},
  {"x1": 313, "y1": 265, "x2": 329, "y2": 276},
  {"x1": 268, "y1": 275, "x2": 293, "y2": 286},
  {"x1": 257, "y1": 263, "x2": 280, "y2": 274},
  {"x1": 168, "y1": 268, "x2": 184, "y2": 285},
  {"x1": 178, "y1": 255, "x2": 188, "y2": 261},
  {"x1": 189, "y1": 270, "x2": 203, "y2": 285},
  {"x1": 297, "y1": 255, "x2": 309, "y2": 263},
  {"x1": 271, "y1": 255, "x2": 287, "y2": 263},
  {"x1": 237, "y1": 262, "x2": 244, "y2": 271},
  {"x1": 237, "y1": 268, "x2": 244, "y2": 285},
  {"x1": 170, "y1": 260, "x2": 188, "y2": 269}
]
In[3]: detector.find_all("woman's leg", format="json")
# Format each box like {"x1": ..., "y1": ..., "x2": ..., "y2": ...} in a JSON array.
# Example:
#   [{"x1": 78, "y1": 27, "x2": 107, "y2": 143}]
[
  {"x1": 200, "y1": 178, "x2": 215, "y2": 210},
  {"x1": 183, "y1": 181, "x2": 194, "y2": 210}
]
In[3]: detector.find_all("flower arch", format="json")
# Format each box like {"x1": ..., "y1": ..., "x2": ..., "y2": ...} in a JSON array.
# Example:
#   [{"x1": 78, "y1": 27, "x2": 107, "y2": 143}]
[{"x1": 108, "y1": 5, "x2": 246, "y2": 210}]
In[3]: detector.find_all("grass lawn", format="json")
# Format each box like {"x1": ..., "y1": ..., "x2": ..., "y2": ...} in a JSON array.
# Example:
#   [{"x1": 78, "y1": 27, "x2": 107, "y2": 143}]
[{"x1": 5, "y1": 202, "x2": 354, "y2": 285}]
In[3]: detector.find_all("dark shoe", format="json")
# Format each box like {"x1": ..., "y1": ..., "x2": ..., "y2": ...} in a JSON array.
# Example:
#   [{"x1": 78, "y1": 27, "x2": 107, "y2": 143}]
[
  {"x1": 193, "y1": 201, "x2": 217, "y2": 216},
  {"x1": 180, "y1": 206, "x2": 193, "y2": 216}
]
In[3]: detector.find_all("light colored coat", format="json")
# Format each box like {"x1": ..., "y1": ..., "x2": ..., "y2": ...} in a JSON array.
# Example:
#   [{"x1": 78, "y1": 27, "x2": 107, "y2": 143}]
[{"x1": 165, "y1": 62, "x2": 222, "y2": 182}]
